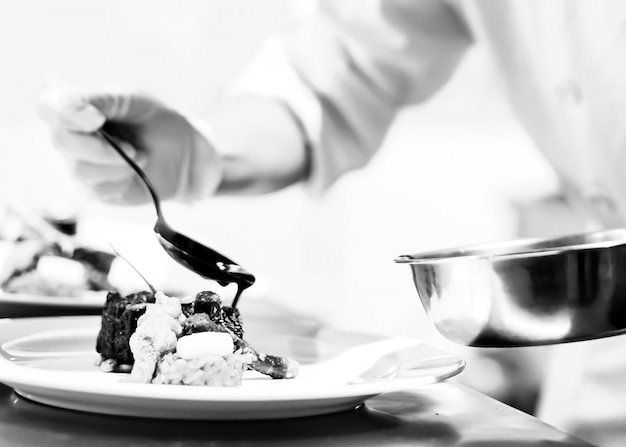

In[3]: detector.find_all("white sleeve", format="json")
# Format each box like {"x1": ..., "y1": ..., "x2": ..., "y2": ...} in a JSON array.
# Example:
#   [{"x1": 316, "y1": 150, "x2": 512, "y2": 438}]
[{"x1": 227, "y1": 0, "x2": 472, "y2": 193}]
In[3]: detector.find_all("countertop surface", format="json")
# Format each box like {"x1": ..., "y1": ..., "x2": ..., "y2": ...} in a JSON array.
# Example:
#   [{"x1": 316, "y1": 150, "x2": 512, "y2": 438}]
[{"x1": 0, "y1": 380, "x2": 592, "y2": 447}]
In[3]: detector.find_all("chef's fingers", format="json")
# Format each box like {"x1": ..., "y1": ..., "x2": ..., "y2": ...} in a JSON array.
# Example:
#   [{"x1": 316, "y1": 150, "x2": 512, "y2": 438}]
[
  {"x1": 39, "y1": 86, "x2": 159, "y2": 131},
  {"x1": 67, "y1": 159, "x2": 146, "y2": 187},
  {"x1": 86, "y1": 90, "x2": 161, "y2": 124},
  {"x1": 90, "y1": 177, "x2": 153, "y2": 206},
  {"x1": 52, "y1": 128, "x2": 139, "y2": 165},
  {"x1": 65, "y1": 157, "x2": 150, "y2": 206},
  {"x1": 38, "y1": 88, "x2": 106, "y2": 132}
]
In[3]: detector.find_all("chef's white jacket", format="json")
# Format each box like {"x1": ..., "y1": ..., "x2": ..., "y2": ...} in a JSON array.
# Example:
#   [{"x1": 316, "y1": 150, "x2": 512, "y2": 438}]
[{"x1": 230, "y1": 1, "x2": 626, "y2": 445}]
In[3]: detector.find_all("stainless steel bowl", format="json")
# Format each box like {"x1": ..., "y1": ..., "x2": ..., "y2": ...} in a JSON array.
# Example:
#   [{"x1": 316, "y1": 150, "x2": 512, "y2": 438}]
[{"x1": 395, "y1": 228, "x2": 626, "y2": 347}]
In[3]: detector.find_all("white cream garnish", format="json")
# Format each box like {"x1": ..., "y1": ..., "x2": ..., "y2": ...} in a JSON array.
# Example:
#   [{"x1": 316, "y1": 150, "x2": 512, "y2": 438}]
[{"x1": 176, "y1": 332, "x2": 234, "y2": 360}]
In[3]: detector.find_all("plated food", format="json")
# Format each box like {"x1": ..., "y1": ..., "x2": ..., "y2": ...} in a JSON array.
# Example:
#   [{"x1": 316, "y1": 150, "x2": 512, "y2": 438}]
[
  {"x1": 95, "y1": 289, "x2": 300, "y2": 387},
  {"x1": 0, "y1": 314, "x2": 464, "y2": 419},
  {"x1": 1, "y1": 241, "x2": 116, "y2": 297},
  {"x1": 0, "y1": 200, "x2": 119, "y2": 299}
]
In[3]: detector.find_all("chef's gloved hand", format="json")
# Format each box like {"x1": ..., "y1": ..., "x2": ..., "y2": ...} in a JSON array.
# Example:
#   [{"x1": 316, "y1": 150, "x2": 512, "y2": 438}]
[{"x1": 38, "y1": 87, "x2": 222, "y2": 205}]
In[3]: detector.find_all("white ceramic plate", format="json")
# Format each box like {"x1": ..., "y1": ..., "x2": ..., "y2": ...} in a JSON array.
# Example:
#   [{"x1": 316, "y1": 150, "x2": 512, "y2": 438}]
[{"x1": 0, "y1": 316, "x2": 465, "y2": 420}]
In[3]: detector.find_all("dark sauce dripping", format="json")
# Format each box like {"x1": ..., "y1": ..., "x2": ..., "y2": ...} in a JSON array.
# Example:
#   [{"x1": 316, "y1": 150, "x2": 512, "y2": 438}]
[
  {"x1": 221, "y1": 273, "x2": 254, "y2": 308},
  {"x1": 214, "y1": 262, "x2": 255, "y2": 308}
]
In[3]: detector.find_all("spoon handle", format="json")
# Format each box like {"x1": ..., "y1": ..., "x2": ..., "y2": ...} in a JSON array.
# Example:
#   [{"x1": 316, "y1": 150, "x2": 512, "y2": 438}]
[
  {"x1": 98, "y1": 129, "x2": 163, "y2": 218},
  {"x1": 108, "y1": 243, "x2": 157, "y2": 294}
]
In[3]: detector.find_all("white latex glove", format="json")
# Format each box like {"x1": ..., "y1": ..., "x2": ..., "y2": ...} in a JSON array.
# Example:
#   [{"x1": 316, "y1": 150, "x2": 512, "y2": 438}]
[{"x1": 38, "y1": 87, "x2": 222, "y2": 205}]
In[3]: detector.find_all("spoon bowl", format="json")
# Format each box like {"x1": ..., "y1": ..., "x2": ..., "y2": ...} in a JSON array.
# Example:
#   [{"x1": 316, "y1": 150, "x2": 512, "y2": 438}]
[
  {"x1": 99, "y1": 128, "x2": 255, "y2": 306},
  {"x1": 155, "y1": 221, "x2": 255, "y2": 288}
]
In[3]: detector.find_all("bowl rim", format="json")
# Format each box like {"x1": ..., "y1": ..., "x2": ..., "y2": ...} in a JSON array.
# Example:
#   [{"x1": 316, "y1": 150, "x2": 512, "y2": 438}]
[{"x1": 394, "y1": 228, "x2": 626, "y2": 264}]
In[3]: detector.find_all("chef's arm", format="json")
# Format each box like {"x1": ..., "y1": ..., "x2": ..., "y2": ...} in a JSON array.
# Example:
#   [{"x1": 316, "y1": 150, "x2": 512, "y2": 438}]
[
  {"x1": 39, "y1": 0, "x2": 473, "y2": 204},
  {"x1": 210, "y1": 0, "x2": 473, "y2": 196},
  {"x1": 207, "y1": 96, "x2": 310, "y2": 195}
]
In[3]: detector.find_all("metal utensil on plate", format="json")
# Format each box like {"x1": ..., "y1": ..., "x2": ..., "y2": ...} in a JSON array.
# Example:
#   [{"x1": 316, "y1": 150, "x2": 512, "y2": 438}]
[
  {"x1": 98, "y1": 129, "x2": 255, "y2": 307},
  {"x1": 349, "y1": 344, "x2": 465, "y2": 384},
  {"x1": 396, "y1": 228, "x2": 626, "y2": 347}
]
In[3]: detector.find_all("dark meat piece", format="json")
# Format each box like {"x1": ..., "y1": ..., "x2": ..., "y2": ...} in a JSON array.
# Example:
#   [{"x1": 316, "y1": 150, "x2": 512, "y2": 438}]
[
  {"x1": 72, "y1": 247, "x2": 117, "y2": 291},
  {"x1": 193, "y1": 291, "x2": 222, "y2": 320},
  {"x1": 124, "y1": 290, "x2": 155, "y2": 305},
  {"x1": 217, "y1": 323, "x2": 299, "y2": 380},
  {"x1": 181, "y1": 301, "x2": 195, "y2": 318},
  {"x1": 72, "y1": 249, "x2": 109, "y2": 268},
  {"x1": 192, "y1": 291, "x2": 244, "y2": 339},
  {"x1": 250, "y1": 352, "x2": 299, "y2": 380},
  {"x1": 45, "y1": 216, "x2": 77, "y2": 236},
  {"x1": 223, "y1": 306, "x2": 244, "y2": 340},
  {"x1": 181, "y1": 313, "x2": 228, "y2": 336},
  {"x1": 95, "y1": 291, "x2": 155, "y2": 365}
]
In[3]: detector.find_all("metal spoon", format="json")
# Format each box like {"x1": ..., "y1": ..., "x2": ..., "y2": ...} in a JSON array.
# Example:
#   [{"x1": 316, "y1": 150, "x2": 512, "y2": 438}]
[
  {"x1": 98, "y1": 128, "x2": 255, "y2": 307},
  {"x1": 348, "y1": 344, "x2": 465, "y2": 385}
]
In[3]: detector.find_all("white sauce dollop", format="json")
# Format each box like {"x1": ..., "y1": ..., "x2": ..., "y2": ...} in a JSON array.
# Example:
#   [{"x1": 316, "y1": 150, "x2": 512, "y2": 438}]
[{"x1": 176, "y1": 332, "x2": 234, "y2": 360}]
